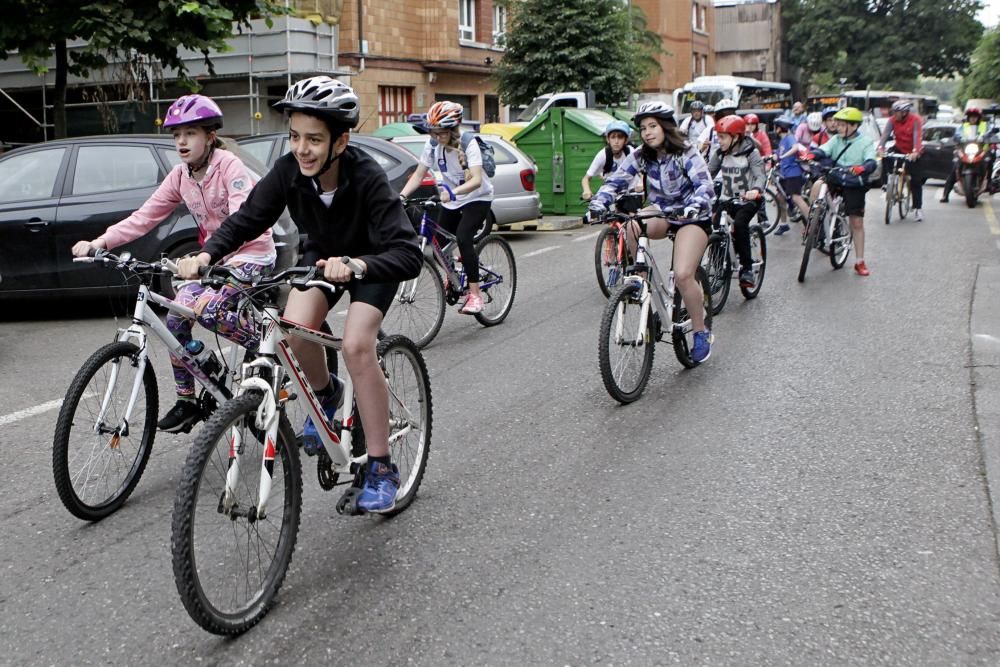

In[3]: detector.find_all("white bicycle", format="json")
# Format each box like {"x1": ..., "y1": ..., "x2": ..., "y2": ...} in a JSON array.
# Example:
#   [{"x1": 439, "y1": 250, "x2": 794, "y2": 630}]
[{"x1": 170, "y1": 262, "x2": 432, "y2": 635}]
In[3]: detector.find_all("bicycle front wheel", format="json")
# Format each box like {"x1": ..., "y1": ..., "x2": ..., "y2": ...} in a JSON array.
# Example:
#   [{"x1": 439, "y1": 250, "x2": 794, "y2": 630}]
[
  {"x1": 702, "y1": 232, "x2": 731, "y2": 316},
  {"x1": 884, "y1": 173, "x2": 897, "y2": 225},
  {"x1": 798, "y1": 203, "x2": 823, "y2": 283},
  {"x1": 594, "y1": 225, "x2": 628, "y2": 298},
  {"x1": 672, "y1": 267, "x2": 714, "y2": 369},
  {"x1": 52, "y1": 341, "x2": 158, "y2": 521},
  {"x1": 381, "y1": 258, "x2": 446, "y2": 349},
  {"x1": 740, "y1": 225, "x2": 767, "y2": 299},
  {"x1": 474, "y1": 235, "x2": 517, "y2": 326},
  {"x1": 598, "y1": 281, "x2": 655, "y2": 403},
  {"x1": 898, "y1": 174, "x2": 912, "y2": 219},
  {"x1": 829, "y1": 212, "x2": 853, "y2": 269},
  {"x1": 171, "y1": 392, "x2": 302, "y2": 635},
  {"x1": 377, "y1": 335, "x2": 433, "y2": 516},
  {"x1": 761, "y1": 187, "x2": 782, "y2": 235}
]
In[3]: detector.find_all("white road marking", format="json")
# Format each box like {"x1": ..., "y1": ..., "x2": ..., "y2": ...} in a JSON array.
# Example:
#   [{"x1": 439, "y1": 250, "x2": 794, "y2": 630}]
[
  {"x1": 974, "y1": 333, "x2": 1000, "y2": 345},
  {"x1": 521, "y1": 246, "x2": 561, "y2": 258},
  {"x1": 573, "y1": 231, "x2": 602, "y2": 243},
  {"x1": 0, "y1": 398, "x2": 68, "y2": 426}
]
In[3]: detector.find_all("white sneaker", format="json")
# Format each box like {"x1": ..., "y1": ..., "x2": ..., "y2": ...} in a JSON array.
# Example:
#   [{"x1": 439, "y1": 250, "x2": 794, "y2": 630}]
[
  {"x1": 460, "y1": 293, "x2": 484, "y2": 314},
  {"x1": 914, "y1": 209, "x2": 923, "y2": 221}
]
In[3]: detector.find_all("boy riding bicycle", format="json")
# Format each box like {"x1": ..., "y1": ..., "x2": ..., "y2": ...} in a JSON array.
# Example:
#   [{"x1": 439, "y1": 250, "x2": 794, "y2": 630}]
[{"x1": 179, "y1": 77, "x2": 422, "y2": 513}]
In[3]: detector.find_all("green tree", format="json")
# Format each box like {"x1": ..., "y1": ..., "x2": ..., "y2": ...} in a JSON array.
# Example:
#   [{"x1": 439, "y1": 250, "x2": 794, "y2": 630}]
[
  {"x1": 0, "y1": 0, "x2": 287, "y2": 138},
  {"x1": 493, "y1": 0, "x2": 662, "y2": 109},
  {"x1": 959, "y1": 28, "x2": 1000, "y2": 105},
  {"x1": 785, "y1": 0, "x2": 983, "y2": 93}
]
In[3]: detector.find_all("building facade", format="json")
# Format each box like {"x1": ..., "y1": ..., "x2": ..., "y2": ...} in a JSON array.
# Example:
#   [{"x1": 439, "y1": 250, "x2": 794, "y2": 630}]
[
  {"x1": 713, "y1": 0, "x2": 787, "y2": 82},
  {"x1": 633, "y1": 0, "x2": 716, "y2": 101}
]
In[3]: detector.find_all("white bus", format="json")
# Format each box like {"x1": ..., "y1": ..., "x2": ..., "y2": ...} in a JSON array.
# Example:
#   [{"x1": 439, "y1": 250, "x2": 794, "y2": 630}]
[{"x1": 673, "y1": 76, "x2": 792, "y2": 114}]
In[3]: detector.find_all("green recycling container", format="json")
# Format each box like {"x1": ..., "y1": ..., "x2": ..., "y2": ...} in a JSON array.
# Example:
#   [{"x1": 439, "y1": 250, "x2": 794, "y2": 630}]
[{"x1": 512, "y1": 108, "x2": 621, "y2": 215}]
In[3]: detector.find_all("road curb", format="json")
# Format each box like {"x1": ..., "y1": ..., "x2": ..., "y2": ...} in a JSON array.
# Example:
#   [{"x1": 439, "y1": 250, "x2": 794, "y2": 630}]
[
  {"x1": 970, "y1": 264, "x2": 1000, "y2": 557},
  {"x1": 502, "y1": 216, "x2": 583, "y2": 232}
]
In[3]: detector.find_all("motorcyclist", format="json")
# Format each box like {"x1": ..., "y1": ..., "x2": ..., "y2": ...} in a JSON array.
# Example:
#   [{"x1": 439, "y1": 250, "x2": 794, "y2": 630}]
[{"x1": 940, "y1": 107, "x2": 991, "y2": 203}]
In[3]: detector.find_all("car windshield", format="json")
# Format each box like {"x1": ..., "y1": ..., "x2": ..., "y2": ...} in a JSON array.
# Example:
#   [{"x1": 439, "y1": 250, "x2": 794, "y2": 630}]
[{"x1": 517, "y1": 97, "x2": 550, "y2": 122}]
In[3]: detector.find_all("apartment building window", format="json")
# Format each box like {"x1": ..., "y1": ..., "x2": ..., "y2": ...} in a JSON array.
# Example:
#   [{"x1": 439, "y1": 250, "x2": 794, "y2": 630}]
[
  {"x1": 692, "y1": 3, "x2": 707, "y2": 33},
  {"x1": 493, "y1": 4, "x2": 507, "y2": 45},
  {"x1": 700, "y1": 54, "x2": 707, "y2": 76},
  {"x1": 460, "y1": 0, "x2": 476, "y2": 41},
  {"x1": 378, "y1": 86, "x2": 413, "y2": 127}
]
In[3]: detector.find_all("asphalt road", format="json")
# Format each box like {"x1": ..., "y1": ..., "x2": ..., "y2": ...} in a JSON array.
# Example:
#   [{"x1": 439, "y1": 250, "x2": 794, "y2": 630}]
[{"x1": 3, "y1": 184, "x2": 1000, "y2": 665}]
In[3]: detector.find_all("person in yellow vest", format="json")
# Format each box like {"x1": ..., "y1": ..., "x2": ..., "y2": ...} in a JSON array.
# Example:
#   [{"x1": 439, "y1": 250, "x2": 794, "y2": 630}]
[{"x1": 940, "y1": 107, "x2": 991, "y2": 203}]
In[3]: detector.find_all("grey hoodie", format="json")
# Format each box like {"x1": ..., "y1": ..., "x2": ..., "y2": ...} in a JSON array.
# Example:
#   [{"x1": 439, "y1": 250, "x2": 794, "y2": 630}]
[{"x1": 707, "y1": 136, "x2": 766, "y2": 200}]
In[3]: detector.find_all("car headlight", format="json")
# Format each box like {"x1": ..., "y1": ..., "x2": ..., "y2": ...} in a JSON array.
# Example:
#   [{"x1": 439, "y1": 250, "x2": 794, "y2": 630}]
[{"x1": 965, "y1": 143, "x2": 980, "y2": 157}]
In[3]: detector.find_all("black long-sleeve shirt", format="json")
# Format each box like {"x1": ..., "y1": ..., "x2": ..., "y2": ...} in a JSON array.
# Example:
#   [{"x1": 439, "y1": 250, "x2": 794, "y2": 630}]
[{"x1": 202, "y1": 145, "x2": 422, "y2": 283}]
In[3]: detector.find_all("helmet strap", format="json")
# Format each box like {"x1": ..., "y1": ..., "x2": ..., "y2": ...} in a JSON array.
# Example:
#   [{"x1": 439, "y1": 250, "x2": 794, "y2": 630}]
[
  {"x1": 312, "y1": 142, "x2": 343, "y2": 189},
  {"x1": 187, "y1": 143, "x2": 215, "y2": 178}
]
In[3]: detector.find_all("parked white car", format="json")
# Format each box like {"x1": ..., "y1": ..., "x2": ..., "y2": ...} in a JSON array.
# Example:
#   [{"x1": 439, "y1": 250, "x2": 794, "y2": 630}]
[{"x1": 390, "y1": 134, "x2": 542, "y2": 239}]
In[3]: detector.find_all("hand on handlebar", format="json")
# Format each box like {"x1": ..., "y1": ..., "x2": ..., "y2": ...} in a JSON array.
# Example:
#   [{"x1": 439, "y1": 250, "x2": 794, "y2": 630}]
[
  {"x1": 316, "y1": 256, "x2": 367, "y2": 283},
  {"x1": 71, "y1": 239, "x2": 106, "y2": 258},
  {"x1": 177, "y1": 252, "x2": 211, "y2": 280}
]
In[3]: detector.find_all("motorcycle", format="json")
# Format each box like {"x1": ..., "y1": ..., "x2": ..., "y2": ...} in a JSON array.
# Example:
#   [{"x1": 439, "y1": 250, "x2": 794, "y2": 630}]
[{"x1": 953, "y1": 136, "x2": 997, "y2": 208}]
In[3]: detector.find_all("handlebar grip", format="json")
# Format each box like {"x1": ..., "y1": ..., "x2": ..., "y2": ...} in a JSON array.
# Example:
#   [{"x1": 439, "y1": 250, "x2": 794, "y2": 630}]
[{"x1": 341, "y1": 256, "x2": 365, "y2": 280}]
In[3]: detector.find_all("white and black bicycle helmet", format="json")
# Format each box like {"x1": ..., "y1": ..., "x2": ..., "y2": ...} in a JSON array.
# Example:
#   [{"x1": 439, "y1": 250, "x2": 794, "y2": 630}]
[
  {"x1": 274, "y1": 76, "x2": 360, "y2": 129},
  {"x1": 633, "y1": 101, "x2": 676, "y2": 125},
  {"x1": 891, "y1": 99, "x2": 912, "y2": 113},
  {"x1": 714, "y1": 98, "x2": 737, "y2": 113}
]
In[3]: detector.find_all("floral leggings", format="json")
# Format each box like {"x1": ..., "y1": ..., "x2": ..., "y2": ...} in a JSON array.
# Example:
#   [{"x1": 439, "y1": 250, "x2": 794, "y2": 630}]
[{"x1": 166, "y1": 261, "x2": 271, "y2": 397}]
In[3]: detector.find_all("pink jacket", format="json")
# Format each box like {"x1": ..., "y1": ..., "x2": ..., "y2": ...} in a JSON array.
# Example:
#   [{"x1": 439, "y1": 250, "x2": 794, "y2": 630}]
[{"x1": 99, "y1": 148, "x2": 275, "y2": 265}]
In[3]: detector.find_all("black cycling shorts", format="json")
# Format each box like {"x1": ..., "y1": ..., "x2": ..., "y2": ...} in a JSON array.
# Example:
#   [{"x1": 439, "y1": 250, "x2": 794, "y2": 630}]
[
  {"x1": 298, "y1": 251, "x2": 399, "y2": 315},
  {"x1": 669, "y1": 219, "x2": 713, "y2": 238},
  {"x1": 780, "y1": 176, "x2": 803, "y2": 197},
  {"x1": 842, "y1": 188, "x2": 867, "y2": 217}
]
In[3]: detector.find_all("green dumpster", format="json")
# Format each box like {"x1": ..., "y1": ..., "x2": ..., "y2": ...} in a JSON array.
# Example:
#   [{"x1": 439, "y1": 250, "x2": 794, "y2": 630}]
[
  {"x1": 512, "y1": 108, "x2": 619, "y2": 216},
  {"x1": 372, "y1": 122, "x2": 425, "y2": 138}
]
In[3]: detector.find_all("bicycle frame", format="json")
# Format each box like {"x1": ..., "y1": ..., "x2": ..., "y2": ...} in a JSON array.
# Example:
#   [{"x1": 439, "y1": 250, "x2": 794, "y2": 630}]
[
  {"x1": 90, "y1": 270, "x2": 239, "y2": 440},
  {"x1": 227, "y1": 301, "x2": 416, "y2": 519},
  {"x1": 812, "y1": 180, "x2": 849, "y2": 248}
]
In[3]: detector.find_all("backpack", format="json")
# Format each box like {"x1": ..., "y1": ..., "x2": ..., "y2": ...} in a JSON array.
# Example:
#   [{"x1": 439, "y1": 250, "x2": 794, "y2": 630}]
[
  {"x1": 602, "y1": 144, "x2": 633, "y2": 175},
  {"x1": 431, "y1": 132, "x2": 496, "y2": 178}
]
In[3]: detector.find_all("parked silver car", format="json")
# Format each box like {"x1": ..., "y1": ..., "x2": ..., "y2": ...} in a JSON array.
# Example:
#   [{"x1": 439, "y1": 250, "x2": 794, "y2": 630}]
[{"x1": 390, "y1": 134, "x2": 541, "y2": 238}]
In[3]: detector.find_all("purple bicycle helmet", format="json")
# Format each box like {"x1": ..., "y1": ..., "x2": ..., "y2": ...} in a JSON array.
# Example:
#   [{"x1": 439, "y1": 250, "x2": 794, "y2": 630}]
[{"x1": 162, "y1": 94, "x2": 224, "y2": 130}]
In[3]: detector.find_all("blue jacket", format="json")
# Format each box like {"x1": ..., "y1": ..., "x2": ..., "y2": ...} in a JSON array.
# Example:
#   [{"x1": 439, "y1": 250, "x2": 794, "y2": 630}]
[{"x1": 594, "y1": 144, "x2": 715, "y2": 218}]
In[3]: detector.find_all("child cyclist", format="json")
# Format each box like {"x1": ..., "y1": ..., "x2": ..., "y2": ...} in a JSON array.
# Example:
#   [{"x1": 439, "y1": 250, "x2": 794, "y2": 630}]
[
  {"x1": 178, "y1": 77, "x2": 422, "y2": 513},
  {"x1": 807, "y1": 106, "x2": 877, "y2": 276},
  {"x1": 772, "y1": 117, "x2": 811, "y2": 235},
  {"x1": 743, "y1": 113, "x2": 772, "y2": 158},
  {"x1": 707, "y1": 115, "x2": 766, "y2": 290},
  {"x1": 581, "y1": 120, "x2": 641, "y2": 201},
  {"x1": 71, "y1": 94, "x2": 275, "y2": 435},
  {"x1": 588, "y1": 101, "x2": 717, "y2": 363},
  {"x1": 398, "y1": 101, "x2": 494, "y2": 314}
]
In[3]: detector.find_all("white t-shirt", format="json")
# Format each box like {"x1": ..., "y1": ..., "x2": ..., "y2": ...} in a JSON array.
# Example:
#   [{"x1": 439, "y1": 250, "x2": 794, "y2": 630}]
[
  {"x1": 419, "y1": 137, "x2": 494, "y2": 210},
  {"x1": 586, "y1": 148, "x2": 642, "y2": 189},
  {"x1": 680, "y1": 115, "x2": 710, "y2": 142}
]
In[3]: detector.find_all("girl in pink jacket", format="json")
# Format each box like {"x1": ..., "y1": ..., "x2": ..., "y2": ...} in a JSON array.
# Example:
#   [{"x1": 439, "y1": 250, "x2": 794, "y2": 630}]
[{"x1": 71, "y1": 95, "x2": 275, "y2": 434}]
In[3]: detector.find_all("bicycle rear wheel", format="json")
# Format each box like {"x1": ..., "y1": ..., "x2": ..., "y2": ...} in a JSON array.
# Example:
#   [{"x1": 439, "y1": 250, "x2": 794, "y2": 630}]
[
  {"x1": 381, "y1": 258, "x2": 446, "y2": 349},
  {"x1": 594, "y1": 225, "x2": 629, "y2": 298},
  {"x1": 798, "y1": 203, "x2": 824, "y2": 283},
  {"x1": 672, "y1": 267, "x2": 713, "y2": 369},
  {"x1": 898, "y1": 174, "x2": 912, "y2": 219},
  {"x1": 376, "y1": 335, "x2": 432, "y2": 515},
  {"x1": 884, "y1": 172, "x2": 897, "y2": 225},
  {"x1": 702, "y1": 232, "x2": 731, "y2": 315},
  {"x1": 740, "y1": 225, "x2": 766, "y2": 299},
  {"x1": 171, "y1": 392, "x2": 302, "y2": 635},
  {"x1": 474, "y1": 235, "x2": 517, "y2": 326},
  {"x1": 599, "y1": 281, "x2": 655, "y2": 403},
  {"x1": 52, "y1": 341, "x2": 158, "y2": 521}
]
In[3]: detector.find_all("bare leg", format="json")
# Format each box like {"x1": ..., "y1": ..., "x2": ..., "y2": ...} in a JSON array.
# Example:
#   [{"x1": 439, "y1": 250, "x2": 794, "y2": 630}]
[
  {"x1": 671, "y1": 224, "x2": 710, "y2": 332},
  {"x1": 792, "y1": 193, "x2": 810, "y2": 219},
  {"x1": 341, "y1": 301, "x2": 390, "y2": 458},
  {"x1": 851, "y1": 215, "x2": 865, "y2": 260},
  {"x1": 283, "y1": 288, "x2": 331, "y2": 389}
]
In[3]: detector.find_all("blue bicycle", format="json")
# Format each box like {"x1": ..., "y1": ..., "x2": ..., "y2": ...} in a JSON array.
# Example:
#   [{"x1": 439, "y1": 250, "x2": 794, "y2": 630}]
[{"x1": 382, "y1": 199, "x2": 517, "y2": 348}]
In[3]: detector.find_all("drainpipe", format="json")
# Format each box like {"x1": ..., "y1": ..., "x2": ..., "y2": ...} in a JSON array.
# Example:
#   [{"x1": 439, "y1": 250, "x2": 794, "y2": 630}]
[{"x1": 357, "y1": 0, "x2": 365, "y2": 74}]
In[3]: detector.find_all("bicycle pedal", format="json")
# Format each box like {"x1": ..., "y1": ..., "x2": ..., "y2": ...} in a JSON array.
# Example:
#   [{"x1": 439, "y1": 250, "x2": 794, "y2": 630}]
[{"x1": 335, "y1": 486, "x2": 366, "y2": 516}]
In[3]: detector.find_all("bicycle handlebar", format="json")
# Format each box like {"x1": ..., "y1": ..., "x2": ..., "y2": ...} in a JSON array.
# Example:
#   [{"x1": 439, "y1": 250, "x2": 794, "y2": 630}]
[
  {"x1": 71, "y1": 248, "x2": 173, "y2": 276},
  {"x1": 199, "y1": 262, "x2": 351, "y2": 297}
]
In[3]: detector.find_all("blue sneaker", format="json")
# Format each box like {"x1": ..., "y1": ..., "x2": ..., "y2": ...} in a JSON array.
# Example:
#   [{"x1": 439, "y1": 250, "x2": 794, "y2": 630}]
[
  {"x1": 357, "y1": 460, "x2": 400, "y2": 513},
  {"x1": 301, "y1": 373, "x2": 344, "y2": 456},
  {"x1": 774, "y1": 223, "x2": 791, "y2": 236},
  {"x1": 691, "y1": 330, "x2": 714, "y2": 363}
]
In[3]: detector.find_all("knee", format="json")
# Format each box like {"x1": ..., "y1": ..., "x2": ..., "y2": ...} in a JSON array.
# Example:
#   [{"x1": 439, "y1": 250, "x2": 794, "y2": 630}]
[
  {"x1": 341, "y1": 333, "x2": 375, "y2": 367},
  {"x1": 674, "y1": 265, "x2": 696, "y2": 284}
]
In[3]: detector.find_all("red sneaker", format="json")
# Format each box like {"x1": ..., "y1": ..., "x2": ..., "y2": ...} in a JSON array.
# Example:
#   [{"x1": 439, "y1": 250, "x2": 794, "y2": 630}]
[{"x1": 854, "y1": 261, "x2": 870, "y2": 276}]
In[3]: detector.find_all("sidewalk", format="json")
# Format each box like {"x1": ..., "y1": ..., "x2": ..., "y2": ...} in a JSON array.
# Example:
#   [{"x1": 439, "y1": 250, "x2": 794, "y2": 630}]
[
  {"x1": 500, "y1": 214, "x2": 583, "y2": 232},
  {"x1": 971, "y1": 264, "x2": 1000, "y2": 554}
]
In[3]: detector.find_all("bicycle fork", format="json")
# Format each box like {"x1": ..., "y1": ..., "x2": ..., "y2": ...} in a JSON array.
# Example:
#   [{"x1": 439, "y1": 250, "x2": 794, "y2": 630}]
[{"x1": 97, "y1": 325, "x2": 149, "y2": 443}]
